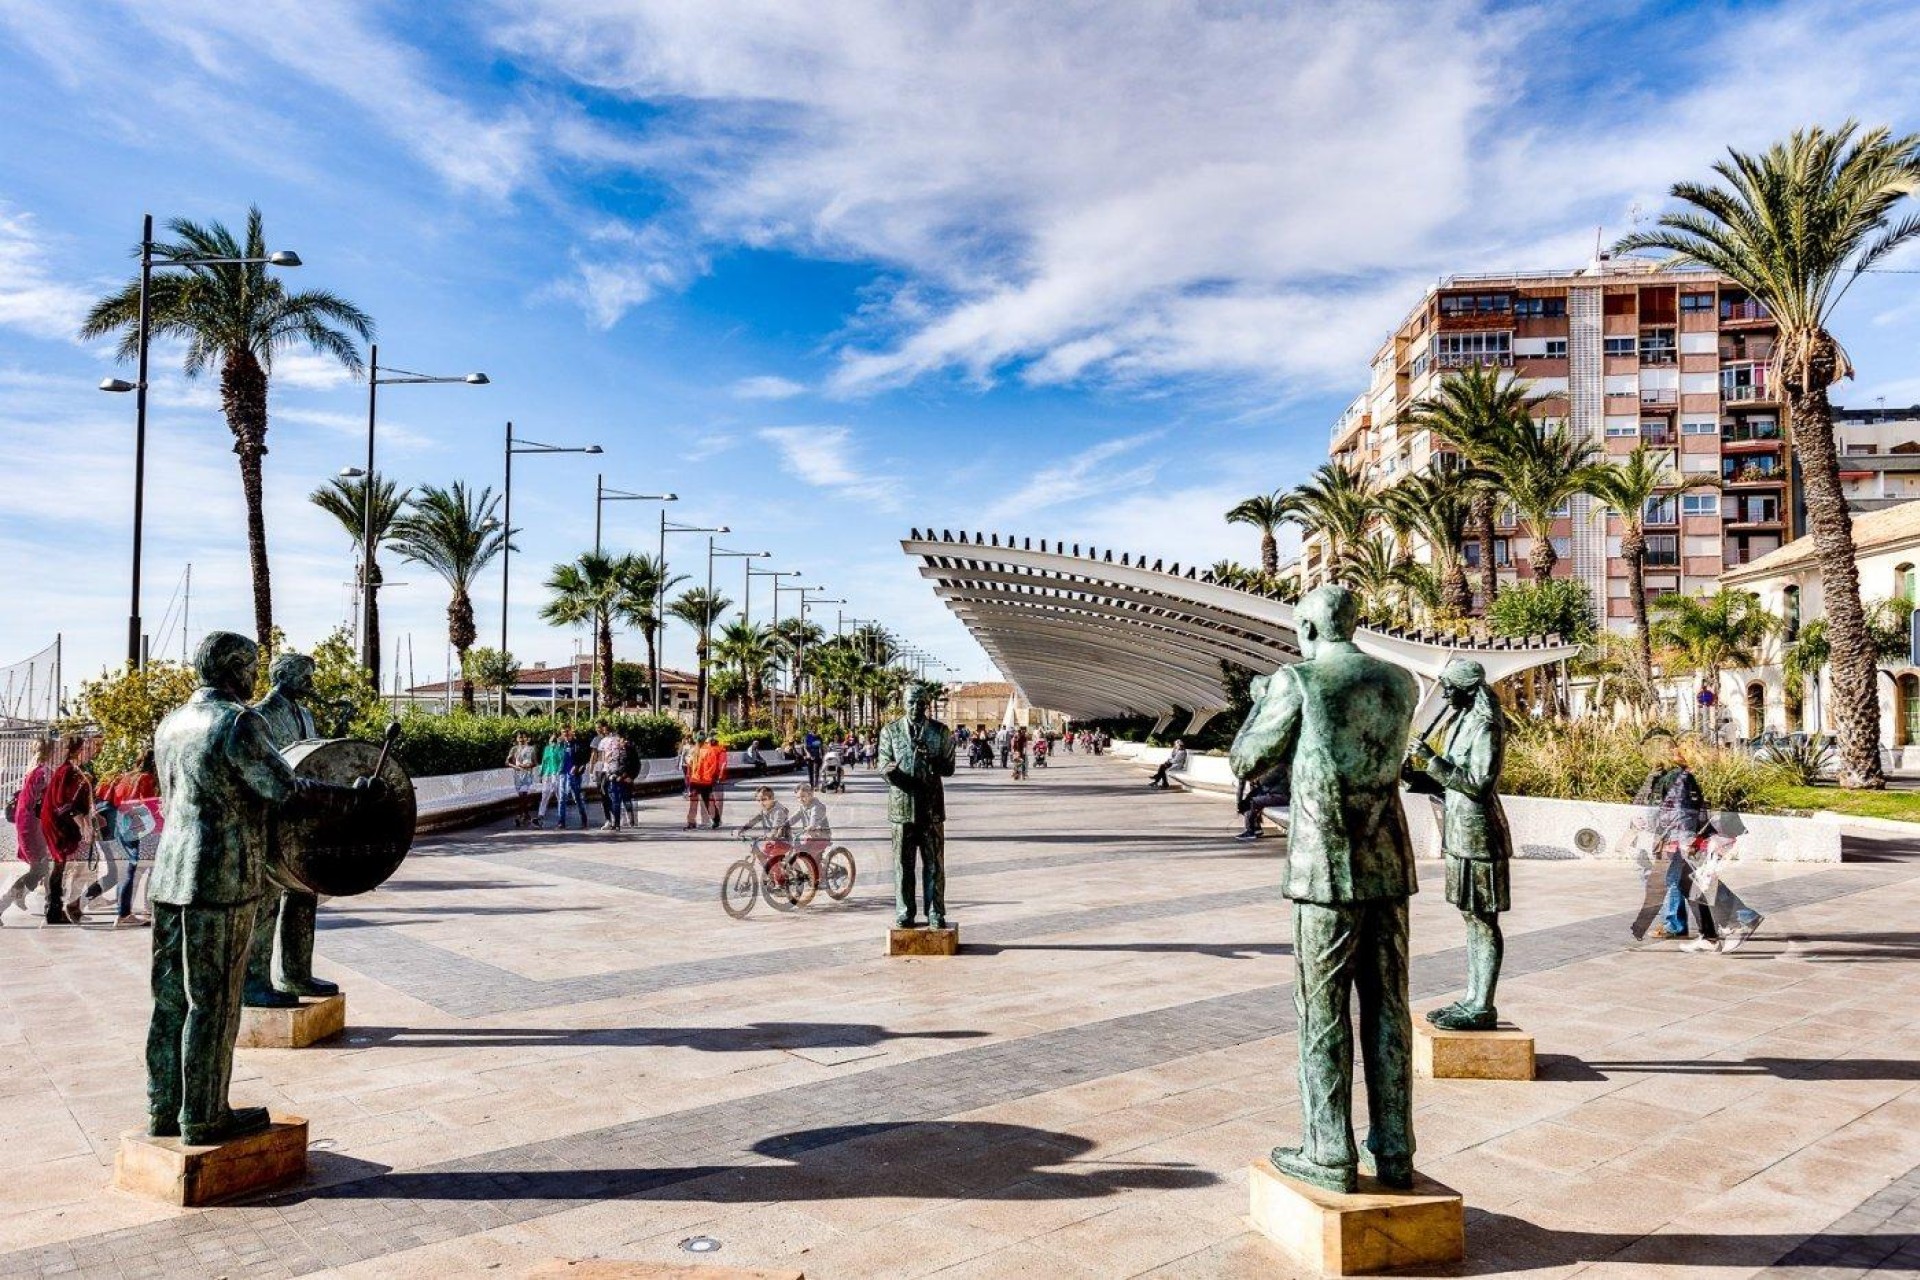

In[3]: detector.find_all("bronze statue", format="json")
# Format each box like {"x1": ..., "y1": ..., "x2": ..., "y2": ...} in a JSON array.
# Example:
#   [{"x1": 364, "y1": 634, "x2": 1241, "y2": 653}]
[
  {"x1": 1230, "y1": 585, "x2": 1419, "y2": 1194},
  {"x1": 1406, "y1": 659, "x2": 1511, "y2": 1031},
  {"x1": 145, "y1": 632, "x2": 373, "y2": 1145},
  {"x1": 244, "y1": 652, "x2": 339, "y2": 1008},
  {"x1": 879, "y1": 684, "x2": 956, "y2": 929}
]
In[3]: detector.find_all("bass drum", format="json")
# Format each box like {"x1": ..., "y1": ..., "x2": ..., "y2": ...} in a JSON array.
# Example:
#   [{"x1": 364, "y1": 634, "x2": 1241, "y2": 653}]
[{"x1": 273, "y1": 737, "x2": 417, "y2": 897}]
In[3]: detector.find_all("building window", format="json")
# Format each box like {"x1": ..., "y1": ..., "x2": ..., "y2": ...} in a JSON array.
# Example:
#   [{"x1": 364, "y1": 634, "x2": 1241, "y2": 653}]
[
  {"x1": 1898, "y1": 563, "x2": 1917, "y2": 603},
  {"x1": 1543, "y1": 338, "x2": 1568, "y2": 359},
  {"x1": 1746, "y1": 682, "x2": 1766, "y2": 739},
  {"x1": 1604, "y1": 336, "x2": 1637, "y2": 358},
  {"x1": 1639, "y1": 328, "x2": 1677, "y2": 364},
  {"x1": 1439, "y1": 292, "x2": 1512, "y2": 317},
  {"x1": 1645, "y1": 535, "x2": 1680, "y2": 567},
  {"x1": 1900, "y1": 674, "x2": 1920, "y2": 748},
  {"x1": 1436, "y1": 331, "x2": 1513, "y2": 367},
  {"x1": 1680, "y1": 292, "x2": 1715, "y2": 313},
  {"x1": 1643, "y1": 496, "x2": 1677, "y2": 525},
  {"x1": 1783, "y1": 585, "x2": 1800, "y2": 640},
  {"x1": 1512, "y1": 297, "x2": 1567, "y2": 319},
  {"x1": 1549, "y1": 536, "x2": 1572, "y2": 560},
  {"x1": 1551, "y1": 498, "x2": 1573, "y2": 518},
  {"x1": 1681, "y1": 494, "x2": 1719, "y2": 516},
  {"x1": 1606, "y1": 421, "x2": 1639, "y2": 438},
  {"x1": 1681, "y1": 420, "x2": 1718, "y2": 436}
]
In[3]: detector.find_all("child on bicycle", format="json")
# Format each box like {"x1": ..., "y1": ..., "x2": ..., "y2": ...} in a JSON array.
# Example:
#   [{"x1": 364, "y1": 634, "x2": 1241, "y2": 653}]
[
  {"x1": 791, "y1": 783, "x2": 832, "y2": 858},
  {"x1": 736, "y1": 786, "x2": 792, "y2": 847}
]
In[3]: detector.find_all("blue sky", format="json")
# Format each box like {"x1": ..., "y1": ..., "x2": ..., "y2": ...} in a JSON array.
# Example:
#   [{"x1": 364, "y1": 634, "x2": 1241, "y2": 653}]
[{"x1": 3, "y1": 0, "x2": 1919, "y2": 694}]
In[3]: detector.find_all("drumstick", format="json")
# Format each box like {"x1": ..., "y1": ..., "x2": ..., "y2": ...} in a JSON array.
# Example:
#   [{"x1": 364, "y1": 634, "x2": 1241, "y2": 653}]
[{"x1": 370, "y1": 720, "x2": 401, "y2": 781}]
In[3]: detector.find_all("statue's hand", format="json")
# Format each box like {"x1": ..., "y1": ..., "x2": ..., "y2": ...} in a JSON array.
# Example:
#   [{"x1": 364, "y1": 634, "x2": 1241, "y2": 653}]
[
  {"x1": 1407, "y1": 741, "x2": 1434, "y2": 770},
  {"x1": 353, "y1": 775, "x2": 388, "y2": 801}
]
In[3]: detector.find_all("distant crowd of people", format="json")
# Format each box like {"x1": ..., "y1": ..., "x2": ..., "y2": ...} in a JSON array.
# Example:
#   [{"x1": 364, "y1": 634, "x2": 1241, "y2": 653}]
[{"x1": 5, "y1": 731, "x2": 161, "y2": 928}]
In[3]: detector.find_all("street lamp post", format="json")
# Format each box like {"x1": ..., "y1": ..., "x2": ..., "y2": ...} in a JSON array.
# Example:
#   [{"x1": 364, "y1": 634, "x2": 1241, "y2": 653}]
[
  {"x1": 502, "y1": 423, "x2": 601, "y2": 713},
  {"x1": 702, "y1": 544, "x2": 770, "y2": 729},
  {"x1": 659, "y1": 518, "x2": 728, "y2": 718},
  {"x1": 99, "y1": 213, "x2": 300, "y2": 669},
  {"x1": 352, "y1": 345, "x2": 487, "y2": 677},
  {"x1": 593, "y1": 477, "x2": 676, "y2": 556},
  {"x1": 795, "y1": 587, "x2": 844, "y2": 722}
]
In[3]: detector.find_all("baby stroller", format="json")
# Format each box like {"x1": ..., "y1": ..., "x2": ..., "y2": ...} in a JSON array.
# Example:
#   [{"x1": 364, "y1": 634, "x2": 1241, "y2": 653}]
[
  {"x1": 821, "y1": 746, "x2": 846, "y2": 793},
  {"x1": 968, "y1": 738, "x2": 995, "y2": 768}
]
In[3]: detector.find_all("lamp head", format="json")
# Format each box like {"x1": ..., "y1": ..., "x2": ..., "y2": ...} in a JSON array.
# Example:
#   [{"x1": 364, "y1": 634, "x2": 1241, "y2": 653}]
[
  {"x1": 584, "y1": 444, "x2": 603, "y2": 454},
  {"x1": 99, "y1": 377, "x2": 136, "y2": 393},
  {"x1": 662, "y1": 493, "x2": 679, "y2": 501},
  {"x1": 465, "y1": 373, "x2": 490, "y2": 385},
  {"x1": 717, "y1": 525, "x2": 731, "y2": 533},
  {"x1": 339, "y1": 466, "x2": 367, "y2": 478},
  {"x1": 267, "y1": 250, "x2": 301, "y2": 267}
]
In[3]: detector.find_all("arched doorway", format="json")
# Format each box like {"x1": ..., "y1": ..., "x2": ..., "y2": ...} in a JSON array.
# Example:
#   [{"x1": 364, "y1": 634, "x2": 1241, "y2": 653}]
[
  {"x1": 1746, "y1": 682, "x2": 1765, "y2": 740},
  {"x1": 1900, "y1": 674, "x2": 1920, "y2": 748}
]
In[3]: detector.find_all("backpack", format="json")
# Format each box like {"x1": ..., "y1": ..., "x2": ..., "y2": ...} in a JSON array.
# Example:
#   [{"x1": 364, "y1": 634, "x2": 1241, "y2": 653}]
[{"x1": 621, "y1": 738, "x2": 642, "y2": 778}]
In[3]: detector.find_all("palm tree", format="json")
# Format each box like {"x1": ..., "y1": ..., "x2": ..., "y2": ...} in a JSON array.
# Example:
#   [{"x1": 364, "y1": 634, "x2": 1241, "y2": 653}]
[
  {"x1": 310, "y1": 472, "x2": 409, "y2": 689},
  {"x1": 1338, "y1": 535, "x2": 1409, "y2": 626},
  {"x1": 1617, "y1": 122, "x2": 1920, "y2": 787},
  {"x1": 1382, "y1": 470, "x2": 1475, "y2": 617},
  {"x1": 81, "y1": 207, "x2": 374, "y2": 651},
  {"x1": 540, "y1": 551, "x2": 628, "y2": 711},
  {"x1": 610, "y1": 554, "x2": 684, "y2": 710},
  {"x1": 1225, "y1": 489, "x2": 1294, "y2": 576},
  {"x1": 1582, "y1": 447, "x2": 1717, "y2": 704},
  {"x1": 713, "y1": 620, "x2": 777, "y2": 719},
  {"x1": 389, "y1": 482, "x2": 508, "y2": 712},
  {"x1": 1782, "y1": 619, "x2": 1831, "y2": 732},
  {"x1": 668, "y1": 587, "x2": 733, "y2": 730},
  {"x1": 1286, "y1": 461, "x2": 1376, "y2": 577},
  {"x1": 1650, "y1": 589, "x2": 1779, "y2": 734},
  {"x1": 1400, "y1": 365, "x2": 1541, "y2": 611},
  {"x1": 771, "y1": 616, "x2": 827, "y2": 717},
  {"x1": 1495, "y1": 423, "x2": 1604, "y2": 580}
]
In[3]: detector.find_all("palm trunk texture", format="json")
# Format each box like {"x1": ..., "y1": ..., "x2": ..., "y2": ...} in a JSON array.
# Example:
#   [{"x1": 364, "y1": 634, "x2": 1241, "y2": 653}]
[
  {"x1": 366, "y1": 561, "x2": 384, "y2": 693},
  {"x1": 596, "y1": 611, "x2": 615, "y2": 710},
  {"x1": 1472, "y1": 493, "x2": 1497, "y2": 612},
  {"x1": 1622, "y1": 528, "x2": 1654, "y2": 708},
  {"x1": 221, "y1": 351, "x2": 274, "y2": 654},
  {"x1": 1791, "y1": 376, "x2": 1884, "y2": 787},
  {"x1": 1527, "y1": 522, "x2": 1557, "y2": 580}
]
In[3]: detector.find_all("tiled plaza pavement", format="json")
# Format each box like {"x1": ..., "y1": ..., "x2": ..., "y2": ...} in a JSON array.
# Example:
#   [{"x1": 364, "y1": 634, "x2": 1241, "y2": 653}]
[{"x1": 3, "y1": 753, "x2": 1919, "y2": 1278}]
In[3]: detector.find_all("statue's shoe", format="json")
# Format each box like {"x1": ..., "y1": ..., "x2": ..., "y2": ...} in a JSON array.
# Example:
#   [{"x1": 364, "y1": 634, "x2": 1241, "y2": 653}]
[
  {"x1": 280, "y1": 976, "x2": 340, "y2": 998},
  {"x1": 928, "y1": 917, "x2": 949, "y2": 931},
  {"x1": 148, "y1": 1113, "x2": 180, "y2": 1139},
  {"x1": 1428, "y1": 1005, "x2": 1499, "y2": 1032},
  {"x1": 181, "y1": 1106, "x2": 271, "y2": 1147},
  {"x1": 895, "y1": 917, "x2": 918, "y2": 929},
  {"x1": 1423, "y1": 1000, "x2": 1469, "y2": 1026},
  {"x1": 1269, "y1": 1146, "x2": 1356, "y2": 1195},
  {"x1": 1360, "y1": 1150, "x2": 1414, "y2": 1190},
  {"x1": 243, "y1": 984, "x2": 301, "y2": 1009}
]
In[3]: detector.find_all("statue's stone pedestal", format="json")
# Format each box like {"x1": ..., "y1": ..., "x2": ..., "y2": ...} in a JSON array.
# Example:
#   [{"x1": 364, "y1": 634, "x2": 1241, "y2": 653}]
[
  {"x1": 238, "y1": 994, "x2": 346, "y2": 1049},
  {"x1": 1415, "y1": 1022, "x2": 1534, "y2": 1080},
  {"x1": 886, "y1": 926, "x2": 959, "y2": 956},
  {"x1": 114, "y1": 1115, "x2": 308, "y2": 1206},
  {"x1": 1247, "y1": 1160, "x2": 1465, "y2": 1275}
]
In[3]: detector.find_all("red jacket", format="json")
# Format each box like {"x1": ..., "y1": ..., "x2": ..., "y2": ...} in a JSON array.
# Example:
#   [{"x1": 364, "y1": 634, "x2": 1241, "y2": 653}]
[
  {"x1": 687, "y1": 743, "x2": 729, "y2": 787},
  {"x1": 40, "y1": 762, "x2": 93, "y2": 862}
]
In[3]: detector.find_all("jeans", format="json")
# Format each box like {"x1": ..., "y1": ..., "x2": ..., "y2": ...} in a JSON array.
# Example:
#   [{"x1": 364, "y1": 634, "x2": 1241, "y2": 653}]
[
  {"x1": 564, "y1": 774, "x2": 588, "y2": 826},
  {"x1": 601, "y1": 777, "x2": 626, "y2": 828},
  {"x1": 1659, "y1": 853, "x2": 1691, "y2": 934}
]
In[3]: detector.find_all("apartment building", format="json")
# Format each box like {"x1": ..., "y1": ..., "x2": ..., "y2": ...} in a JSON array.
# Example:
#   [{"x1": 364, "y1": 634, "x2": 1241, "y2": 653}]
[
  {"x1": 1303, "y1": 257, "x2": 1790, "y2": 632},
  {"x1": 1833, "y1": 404, "x2": 1920, "y2": 512}
]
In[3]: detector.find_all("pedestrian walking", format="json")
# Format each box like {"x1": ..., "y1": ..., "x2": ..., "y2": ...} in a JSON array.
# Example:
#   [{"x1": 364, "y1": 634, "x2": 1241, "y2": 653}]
[
  {"x1": 564, "y1": 727, "x2": 591, "y2": 827},
  {"x1": 40, "y1": 732, "x2": 98, "y2": 923},
  {"x1": 101, "y1": 750, "x2": 160, "y2": 927},
  {"x1": 685, "y1": 733, "x2": 728, "y2": 829},
  {"x1": 1, "y1": 737, "x2": 59, "y2": 925},
  {"x1": 533, "y1": 732, "x2": 566, "y2": 827},
  {"x1": 595, "y1": 722, "x2": 629, "y2": 830},
  {"x1": 506, "y1": 732, "x2": 539, "y2": 828},
  {"x1": 804, "y1": 730, "x2": 824, "y2": 789}
]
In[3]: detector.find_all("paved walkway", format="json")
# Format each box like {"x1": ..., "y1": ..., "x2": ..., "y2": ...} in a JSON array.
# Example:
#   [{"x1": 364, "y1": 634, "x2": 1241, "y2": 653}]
[{"x1": 2, "y1": 752, "x2": 1918, "y2": 1277}]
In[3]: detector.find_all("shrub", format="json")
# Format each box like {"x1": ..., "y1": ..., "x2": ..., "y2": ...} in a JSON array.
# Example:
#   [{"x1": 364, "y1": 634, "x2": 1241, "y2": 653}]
[
  {"x1": 386, "y1": 710, "x2": 684, "y2": 776},
  {"x1": 69, "y1": 661, "x2": 199, "y2": 774},
  {"x1": 1501, "y1": 717, "x2": 1795, "y2": 813},
  {"x1": 1762, "y1": 735, "x2": 1835, "y2": 786}
]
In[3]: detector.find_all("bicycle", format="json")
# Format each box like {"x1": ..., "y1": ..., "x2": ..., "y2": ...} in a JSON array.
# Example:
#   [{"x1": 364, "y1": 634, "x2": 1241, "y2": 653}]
[{"x1": 720, "y1": 834, "x2": 819, "y2": 918}]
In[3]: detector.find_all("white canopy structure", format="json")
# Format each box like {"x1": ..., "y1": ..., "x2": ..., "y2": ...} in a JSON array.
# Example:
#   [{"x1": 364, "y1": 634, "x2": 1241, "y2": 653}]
[{"x1": 905, "y1": 530, "x2": 1582, "y2": 735}]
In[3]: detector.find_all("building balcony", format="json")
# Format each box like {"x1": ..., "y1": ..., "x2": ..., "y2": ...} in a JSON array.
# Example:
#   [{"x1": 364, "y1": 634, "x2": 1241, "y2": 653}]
[
  {"x1": 1638, "y1": 350, "x2": 1677, "y2": 366},
  {"x1": 1723, "y1": 465, "x2": 1785, "y2": 486},
  {"x1": 1436, "y1": 351, "x2": 1514, "y2": 369},
  {"x1": 1719, "y1": 301, "x2": 1773, "y2": 327},
  {"x1": 1640, "y1": 390, "x2": 1679, "y2": 410},
  {"x1": 1721, "y1": 434, "x2": 1782, "y2": 453},
  {"x1": 1724, "y1": 518, "x2": 1783, "y2": 531},
  {"x1": 1722, "y1": 383, "x2": 1777, "y2": 406}
]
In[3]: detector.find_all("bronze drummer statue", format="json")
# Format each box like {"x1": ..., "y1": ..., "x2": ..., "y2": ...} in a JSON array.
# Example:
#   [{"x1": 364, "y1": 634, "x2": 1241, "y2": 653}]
[
  {"x1": 146, "y1": 633, "x2": 382, "y2": 1145},
  {"x1": 244, "y1": 651, "x2": 339, "y2": 1008}
]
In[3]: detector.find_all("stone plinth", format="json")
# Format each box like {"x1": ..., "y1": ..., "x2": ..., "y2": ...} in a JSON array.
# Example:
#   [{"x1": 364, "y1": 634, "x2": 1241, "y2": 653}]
[
  {"x1": 237, "y1": 994, "x2": 345, "y2": 1049},
  {"x1": 530, "y1": 1264, "x2": 803, "y2": 1279},
  {"x1": 886, "y1": 926, "x2": 959, "y2": 956},
  {"x1": 1414, "y1": 1022, "x2": 1534, "y2": 1080},
  {"x1": 1247, "y1": 1160, "x2": 1465, "y2": 1275},
  {"x1": 114, "y1": 1115, "x2": 308, "y2": 1206}
]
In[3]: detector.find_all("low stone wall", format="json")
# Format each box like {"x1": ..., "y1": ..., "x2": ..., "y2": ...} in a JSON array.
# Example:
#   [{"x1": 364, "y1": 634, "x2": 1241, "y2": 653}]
[{"x1": 1109, "y1": 742, "x2": 1843, "y2": 863}]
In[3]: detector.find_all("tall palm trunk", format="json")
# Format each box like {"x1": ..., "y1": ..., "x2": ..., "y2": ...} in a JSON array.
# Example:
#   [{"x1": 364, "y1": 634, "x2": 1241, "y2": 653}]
[
  {"x1": 1259, "y1": 531, "x2": 1277, "y2": 576},
  {"x1": 695, "y1": 639, "x2": 710, "y2": 731},
  {"x1": 220, "y1": 349, "x2": 274, "y2": 654},
  {"x1": 1441, "y1": 558, "x2": 1472, "y2": 617},
  {"x1": 1471, "y1": 492, "x2": 1497, "y2": 611},
  {"x1": 1789, "y1": 369, "x2": 1884, "y2": 786},
  {"x1": 1620, "y1": 524, "x2": 1653, "y2": 707},
  {"x1": 596, "y1": 609, "x2": 616, "y2": 710},
  {"x1": 642, "y1": 623, "x2": 659, "y2": 711}
]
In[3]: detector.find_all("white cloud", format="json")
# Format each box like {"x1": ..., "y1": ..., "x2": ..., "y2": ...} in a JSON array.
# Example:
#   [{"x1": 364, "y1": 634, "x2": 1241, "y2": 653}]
[
  {"x1": 0, "y1": 204, "x2": 94, "y2": 341},
  {"x1": 757, "y1": 425, "x2": 902, "y2": 509},
  {"x1": 732, "y1": 375, "x2": 806, "y2": 400},
  {"x1": 984, "y1": 431, "x2": 1162, "y2": 522}
]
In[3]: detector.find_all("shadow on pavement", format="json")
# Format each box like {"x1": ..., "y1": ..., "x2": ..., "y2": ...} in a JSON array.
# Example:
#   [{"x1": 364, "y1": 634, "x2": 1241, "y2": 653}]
[
  {"x1": 1459, "y1": 1211, "x2": 1907, "y2": 1274},
  {"x1": 342, "y1": 1020, "x2": 991, "y2": 1052},
  {"x1": 272, "y1": 1121, "x2": 1213, "y2": 1206},
  {"x1": 1561, "y1": 1056, "x2": 1920, "y2": 1081},
  {"x1": 968, "y1": 941, "x2": 1289, "y2": 959}
]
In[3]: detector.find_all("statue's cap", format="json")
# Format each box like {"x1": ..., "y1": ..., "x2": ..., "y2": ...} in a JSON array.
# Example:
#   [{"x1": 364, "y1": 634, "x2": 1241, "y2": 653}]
[{"x1": 1439, "y1": 659, "x2": 1486, "y2": 690}]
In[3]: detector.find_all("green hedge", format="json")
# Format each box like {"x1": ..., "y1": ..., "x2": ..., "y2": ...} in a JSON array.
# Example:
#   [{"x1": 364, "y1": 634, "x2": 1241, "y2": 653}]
[{"x1": 376, "y1": 710, "x2": 684, "y2": 777}]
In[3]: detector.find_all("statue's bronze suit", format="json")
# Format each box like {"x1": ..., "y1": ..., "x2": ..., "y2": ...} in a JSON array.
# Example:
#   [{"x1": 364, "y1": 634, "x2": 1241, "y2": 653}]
[{"x1": 878, "y1": 685, "x2": 956, "y2": 929}]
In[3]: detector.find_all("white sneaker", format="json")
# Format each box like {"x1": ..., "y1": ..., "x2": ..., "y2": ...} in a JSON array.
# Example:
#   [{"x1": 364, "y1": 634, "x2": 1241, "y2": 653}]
[{"x1": 1680, "y1": 938, "x2": 1720, "y2": 953}]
